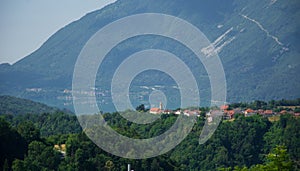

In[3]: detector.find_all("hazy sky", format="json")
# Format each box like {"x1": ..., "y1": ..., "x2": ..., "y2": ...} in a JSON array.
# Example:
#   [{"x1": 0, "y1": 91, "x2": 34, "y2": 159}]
[{"x1": 0, "y1": 0, "x2": 116, "y2": 64}]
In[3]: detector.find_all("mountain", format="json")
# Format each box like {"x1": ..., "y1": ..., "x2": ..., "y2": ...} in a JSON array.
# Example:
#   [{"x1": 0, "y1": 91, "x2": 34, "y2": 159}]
[
  {"x1": 0, "y1": 95, "x2": 70, "y2": 115},
  {"x1": 0, "y1": 0, "x2": 299, "y2": 112}
]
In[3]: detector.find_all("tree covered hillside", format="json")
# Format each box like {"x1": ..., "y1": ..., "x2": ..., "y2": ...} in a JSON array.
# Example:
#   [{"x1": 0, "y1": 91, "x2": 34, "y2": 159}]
[
  {"x1": 0, "y1": 95, "x2": 63, "y2": 115},
  {"x1": 0, "y1": 99, "x2": 299, "y2": 170}
]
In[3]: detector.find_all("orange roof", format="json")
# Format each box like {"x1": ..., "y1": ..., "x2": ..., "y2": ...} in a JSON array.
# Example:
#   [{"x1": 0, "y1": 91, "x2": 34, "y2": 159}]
[
  {"x1": 224, "y1": 110, "x2": 235, "y2": 115},
  {"x1": 150, "y1": 108, "x2": 160, "y2": 112},
  {"x1": 264, "y1": 110, "x2": 273, "y2": 114},
  {"x1": 280, "y1": 110, "x2": 287, "y2": 114},
  {"x1": 220, "y1": 105, "x2": 229, "y2": 110},
  {"x1": 245, "y1": 108, "x2": 254, "y2": 113},
  {"x1": 228, "y1": 110, "x2": 235, "y2": 115}
]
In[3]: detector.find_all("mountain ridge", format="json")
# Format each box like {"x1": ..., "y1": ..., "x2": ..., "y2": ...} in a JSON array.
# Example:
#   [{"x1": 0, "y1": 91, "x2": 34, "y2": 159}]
[
  {"x1": 0, "y1": 95, "x2": 72, "y2": 115},
  {"x1": 0, "y1": 0, "x2": 299, "y2": 111}
]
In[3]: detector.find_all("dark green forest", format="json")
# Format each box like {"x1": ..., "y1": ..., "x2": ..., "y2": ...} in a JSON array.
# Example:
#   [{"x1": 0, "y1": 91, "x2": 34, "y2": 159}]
[{"x1": 0, "y1": 99, "x2": 299, "y2": 170}]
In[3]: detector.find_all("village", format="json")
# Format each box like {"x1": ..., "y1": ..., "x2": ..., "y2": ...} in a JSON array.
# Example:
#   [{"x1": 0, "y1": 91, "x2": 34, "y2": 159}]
[{"x1": 148, "y1": 102, "x2": 300, "y2": 120}]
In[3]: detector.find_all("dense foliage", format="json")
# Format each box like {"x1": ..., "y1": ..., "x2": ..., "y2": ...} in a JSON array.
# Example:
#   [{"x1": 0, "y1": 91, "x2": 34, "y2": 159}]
[
  {"x1": 0, "y1": 110, "x2": 299, "y2": 170},
  {"x1": 2, "y1": 112, "x2": 81, "y2": 137},
  {"x1": 0, "y1": 95, "x2": 66, "y2": 115},
  {"x1": 229, "y1": 98, "x2": 300, "y2": 110}
]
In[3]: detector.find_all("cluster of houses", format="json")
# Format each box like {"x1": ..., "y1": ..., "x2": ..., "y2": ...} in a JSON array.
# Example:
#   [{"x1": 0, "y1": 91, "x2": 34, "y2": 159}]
[
  {"x1": 148, "y1": 103, "x2": 300, "y2": 120},
  {"x1": 220, "y1": 105, "x2": 299, "y2": 120},
  {"x1": 149, "y1": 102, "x2": 201, "y2": 116}
]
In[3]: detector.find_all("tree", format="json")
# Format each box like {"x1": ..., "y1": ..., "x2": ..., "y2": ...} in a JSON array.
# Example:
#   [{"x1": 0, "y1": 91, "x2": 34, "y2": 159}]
[
  {"x1": 23, "y1": 141, "x2": 61, "y2": 170},
  {"x1": 75, "y1": 148, "x2": 85, "y2": 171},
  {"x1": 12, "y1": 159, "x2": 25, "y2": 171},
  {"x1": 3, "y1": 159, "x2": 9, "y2": 171},
  {"x1": 150, "y1": 159, "x2": 161, "y2": 171},
  {"x1": 223, "y1": 145, "x2": 293, "y2": 171},
  {"x1": 136, "y1": 104, "x2": 146, "y2": 112},
  {"x1": 66, "y1": 134, "x2": 80, "y2": 157},
  {"x1": 0, "y1": 118, "x2": 26, "y2": 171},
  {"x1": 264, "y1": 145, "x2": 293, "y2": 170},
  {"x1": 105, "y1": 160, "x2": 114, "y2": 171},
  {"x1": 17, "y1": 121, "x2": 40, "y2": 144}
]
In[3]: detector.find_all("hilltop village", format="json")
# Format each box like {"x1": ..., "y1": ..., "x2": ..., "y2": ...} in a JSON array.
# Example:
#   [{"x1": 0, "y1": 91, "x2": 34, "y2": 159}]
[{"x1": 148, "y1": 100, "x2": 300, "y2": 120}]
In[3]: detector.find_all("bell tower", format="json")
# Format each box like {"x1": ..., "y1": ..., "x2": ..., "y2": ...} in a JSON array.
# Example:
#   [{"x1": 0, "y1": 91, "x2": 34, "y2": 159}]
[{"x1": 159, "y1": 102, "x2": 163, "y2": 110}]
